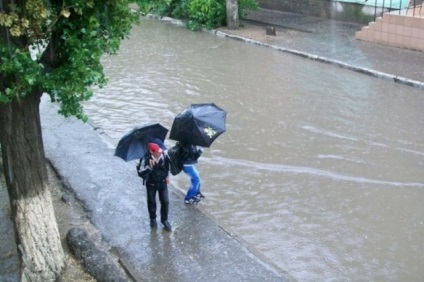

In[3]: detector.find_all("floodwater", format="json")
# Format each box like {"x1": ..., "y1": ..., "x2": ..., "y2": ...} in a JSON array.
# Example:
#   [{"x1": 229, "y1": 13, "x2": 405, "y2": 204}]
[{"x1": 84, "y1": 18, "x2": 424, "y2": 281}]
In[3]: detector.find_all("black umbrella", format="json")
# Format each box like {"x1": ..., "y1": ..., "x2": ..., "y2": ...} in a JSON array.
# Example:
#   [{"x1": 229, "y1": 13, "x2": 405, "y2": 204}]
[
  {"x1": 170, "y1": 103, "x2": 227, "y2": 147},
  {"x1": 114, "y1": 123, "x2": 168, "y2": 162}
]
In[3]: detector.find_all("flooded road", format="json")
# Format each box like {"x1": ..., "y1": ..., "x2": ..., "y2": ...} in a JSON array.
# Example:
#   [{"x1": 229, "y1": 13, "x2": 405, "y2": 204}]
[{"x1": 84, "y1": 18, "x2": 424, "y2": 281}]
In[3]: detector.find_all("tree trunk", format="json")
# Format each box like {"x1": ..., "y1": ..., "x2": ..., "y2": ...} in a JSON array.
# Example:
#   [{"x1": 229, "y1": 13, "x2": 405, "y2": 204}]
[
  {"x1": 226, "y1": 0, "x2": 239, "y2": 29},
  {"x1": 0, "y1": 92, "x2": 64, "y2": 281}
]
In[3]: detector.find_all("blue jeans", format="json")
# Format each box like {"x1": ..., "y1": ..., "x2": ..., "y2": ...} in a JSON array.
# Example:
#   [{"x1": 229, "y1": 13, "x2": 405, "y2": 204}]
[{"x1": 182, "y1": 165, "x2": 201, "y2": 200}]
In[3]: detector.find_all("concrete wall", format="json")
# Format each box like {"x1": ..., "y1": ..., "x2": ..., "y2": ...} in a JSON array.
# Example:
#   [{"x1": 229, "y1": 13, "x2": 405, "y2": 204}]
[{"x1": 256, "y1": 0, "x2": 383, "y2": 24}]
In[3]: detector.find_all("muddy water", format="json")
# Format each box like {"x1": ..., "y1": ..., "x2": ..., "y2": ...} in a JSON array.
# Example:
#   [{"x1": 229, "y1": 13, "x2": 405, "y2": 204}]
[{"x1": 84, "y1": 18, "x2": 424, "y2": 281}]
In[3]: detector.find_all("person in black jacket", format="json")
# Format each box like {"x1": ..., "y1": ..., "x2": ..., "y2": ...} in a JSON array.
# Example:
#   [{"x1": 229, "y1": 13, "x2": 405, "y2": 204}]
[
  {"x1": 137, "y1": 142, "x2": 172, "y2": 231},
  {"x1": 180, "y1": 143, "x2": 205, "y2": 204}
]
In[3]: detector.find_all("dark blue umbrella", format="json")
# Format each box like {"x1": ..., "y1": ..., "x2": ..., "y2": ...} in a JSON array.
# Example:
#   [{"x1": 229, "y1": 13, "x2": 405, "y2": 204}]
[
  {"x1": 114, "y1": 123, "x2": 168, "y2": 162},
  {"x1": 170, "y1": 103, "x2": 227, "y2": 147}
]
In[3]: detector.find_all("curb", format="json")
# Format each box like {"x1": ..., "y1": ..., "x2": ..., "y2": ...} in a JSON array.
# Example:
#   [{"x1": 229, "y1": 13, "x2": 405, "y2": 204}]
[{"x1": 66, "y1": 228, "x2": 132, "y2": 282}]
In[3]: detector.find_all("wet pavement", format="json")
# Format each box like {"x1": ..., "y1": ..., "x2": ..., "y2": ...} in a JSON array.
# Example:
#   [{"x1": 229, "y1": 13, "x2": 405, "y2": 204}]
[{"x1": 1, "y1": 8, "x2": 424, "y2": 281}]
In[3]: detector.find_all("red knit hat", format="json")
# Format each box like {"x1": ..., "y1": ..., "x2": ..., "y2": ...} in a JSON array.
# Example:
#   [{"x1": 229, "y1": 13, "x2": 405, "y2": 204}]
[{"x1": 148, "y1": 143, "x2": 161, "y2": 153}]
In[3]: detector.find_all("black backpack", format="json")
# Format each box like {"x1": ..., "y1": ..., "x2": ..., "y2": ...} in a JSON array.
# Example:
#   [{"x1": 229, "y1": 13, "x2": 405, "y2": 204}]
[
  {"x1": 136, "y1": 154, "x2": 150, "y2": 185},
  {"x1": 167, "y1": 144, "x2": 185, "y2": 175}
]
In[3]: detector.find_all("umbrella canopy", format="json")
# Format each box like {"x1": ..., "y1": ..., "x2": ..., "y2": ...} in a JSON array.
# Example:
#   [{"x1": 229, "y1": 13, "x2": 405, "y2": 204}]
[
  {"x1": 114, "y1": 123, "x2": 168, "y2": 162},
  {"x1": 170, "y1": 103, "x2": 227, "y2": 147}
]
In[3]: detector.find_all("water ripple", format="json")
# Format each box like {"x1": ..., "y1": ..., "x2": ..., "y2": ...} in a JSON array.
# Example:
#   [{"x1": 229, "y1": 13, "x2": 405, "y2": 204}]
[{"x1": 205, "y1": 156, "x2": 424, "y2": 188}]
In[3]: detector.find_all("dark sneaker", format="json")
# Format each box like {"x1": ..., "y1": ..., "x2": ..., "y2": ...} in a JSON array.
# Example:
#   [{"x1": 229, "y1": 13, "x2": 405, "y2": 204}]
[
  {"x1": 161, "y1": 220, "x2": 172, "y2": 231},
  {"x1": 196, "y1": 192, "x2": 205, "y2": 200},
  {"x1": 184, "y1": 197, "x2": 200, "y2": 204},
  {"x1": 150, "y1": 219, "x2": 157, "y2": 229}
]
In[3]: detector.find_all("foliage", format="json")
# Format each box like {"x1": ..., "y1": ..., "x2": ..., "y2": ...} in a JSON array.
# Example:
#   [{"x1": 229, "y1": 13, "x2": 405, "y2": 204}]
[
  {"x1": 135, "y1": 0, "x2": 174, "y2": 16},
  {"x1": 238, "y1": 0, "x2": 258, "y2": 19},
  {"x1": 170, "y1": 0, "x2": 191, "y2": 19},
  {"x1": 0, "y1": 44, "x2": 44, "y2": 104},
  {"x1": 187, "y1": 0, "x2": 226, "y2": 30},
  {"x1": 135, "y1": 0, "x2": 258, "y2": 31},
  {"x1": 135, "y1": 0, "x2": 158, "y2": 14},
  {"x1": 0, "y1": 0, "x2": 140, "y2": 120}
]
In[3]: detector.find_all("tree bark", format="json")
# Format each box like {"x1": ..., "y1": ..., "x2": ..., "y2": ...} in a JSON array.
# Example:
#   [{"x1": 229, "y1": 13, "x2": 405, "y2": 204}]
[
  {"x1": 0, "y1": 92, "x2": 64, "y2": 281},
  {"x1": 226, "y1": 0, "x2": 239, "y2": 30}
]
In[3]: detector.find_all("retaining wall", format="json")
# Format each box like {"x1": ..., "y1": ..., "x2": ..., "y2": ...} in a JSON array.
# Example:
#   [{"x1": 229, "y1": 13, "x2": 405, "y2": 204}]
[{"x1": 256, "y1": 0, "x2": 379, "y2": 24}]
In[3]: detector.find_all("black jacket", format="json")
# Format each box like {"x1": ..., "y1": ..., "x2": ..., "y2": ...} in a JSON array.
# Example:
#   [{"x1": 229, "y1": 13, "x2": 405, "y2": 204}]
[
  {"x1": 181, "y1": 144, "x2": 202, "y2": 165},
  {"x1": 137, "y1": 152, "x2": 170, "y2": 184}
]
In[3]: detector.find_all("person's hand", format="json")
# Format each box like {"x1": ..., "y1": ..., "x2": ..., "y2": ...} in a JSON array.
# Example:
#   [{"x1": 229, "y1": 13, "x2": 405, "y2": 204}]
[
  {"x1": 166, "y1": 176, "x2": 170, "y2": 184},
  {"x1": 149, "y1": 159, "x2": 156, "y2": 168}
]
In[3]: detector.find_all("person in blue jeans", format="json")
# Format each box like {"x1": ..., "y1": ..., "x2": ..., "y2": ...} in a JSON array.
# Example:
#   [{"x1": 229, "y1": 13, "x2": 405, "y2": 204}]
[{"x1": 180, "y1": 143, "x2": 205, "y2": 204}]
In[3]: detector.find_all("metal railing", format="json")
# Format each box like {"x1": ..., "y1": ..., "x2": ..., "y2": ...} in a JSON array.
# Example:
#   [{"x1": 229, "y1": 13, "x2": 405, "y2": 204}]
[
  {"x1": 368, "y1": 0, "x2": 423, "y2": 20},
  {"x1": 405, "y1": 0, "x2": 423, "y2": 17}
]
